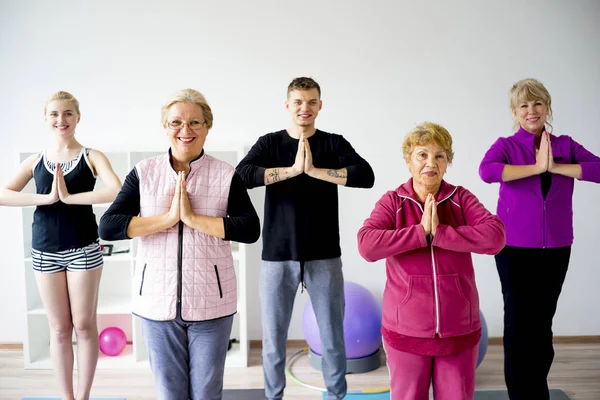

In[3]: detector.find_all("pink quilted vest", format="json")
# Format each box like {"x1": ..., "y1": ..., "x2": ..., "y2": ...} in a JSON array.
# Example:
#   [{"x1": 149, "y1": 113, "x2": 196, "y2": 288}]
[{"x1": 132, "y1": 152, "x2": 237, "y2": 321}]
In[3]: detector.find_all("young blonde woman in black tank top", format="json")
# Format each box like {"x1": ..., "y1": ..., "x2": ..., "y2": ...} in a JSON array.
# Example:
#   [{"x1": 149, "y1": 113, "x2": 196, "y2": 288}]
[{"x1": 0, "y1": 91, "x2": 122, "y2": 400}]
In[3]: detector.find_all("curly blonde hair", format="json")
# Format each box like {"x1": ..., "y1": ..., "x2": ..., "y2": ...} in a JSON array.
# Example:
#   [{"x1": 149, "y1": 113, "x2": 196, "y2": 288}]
[{"x1": 402, "y1": 122, "x2": 454, "y2": 164}]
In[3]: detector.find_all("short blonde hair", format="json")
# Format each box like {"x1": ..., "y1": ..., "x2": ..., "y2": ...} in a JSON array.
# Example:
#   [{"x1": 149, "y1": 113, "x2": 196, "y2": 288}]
[
  {"x1": 161, "y1": 89, "x2": 213, "y2": 129},
  {"x1": 44, "y1": 91, "x2": 80, "y2": 116},
  {"x1": 402, "y1": 122, "x2": 454, "y2": 164},
  {"x1": 509, "y1": 78, "x2": 553, "y2": 130}
]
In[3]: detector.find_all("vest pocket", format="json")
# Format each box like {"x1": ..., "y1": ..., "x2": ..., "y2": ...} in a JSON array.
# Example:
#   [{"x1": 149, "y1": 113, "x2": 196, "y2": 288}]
[
  {"x1": 139, "y1": 264, "x2": 147, "y2": 296},
  {"x1": 214, "y1": 265, "x2": 223, "y2": 298}
]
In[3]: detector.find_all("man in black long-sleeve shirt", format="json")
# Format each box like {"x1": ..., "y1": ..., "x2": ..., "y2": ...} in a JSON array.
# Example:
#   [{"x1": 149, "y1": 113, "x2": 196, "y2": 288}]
[{"x1": 236, "y1": 77, "x2": 374, "y2": 400}]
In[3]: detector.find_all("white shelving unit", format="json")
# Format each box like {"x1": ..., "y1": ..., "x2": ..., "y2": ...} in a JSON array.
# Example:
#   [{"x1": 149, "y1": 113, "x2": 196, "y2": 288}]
[{"x1": 20, "y1": 148, "x2": 249, "y2": 369}]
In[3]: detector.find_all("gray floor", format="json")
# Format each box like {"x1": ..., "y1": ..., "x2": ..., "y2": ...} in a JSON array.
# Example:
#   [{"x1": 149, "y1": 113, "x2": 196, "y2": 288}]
[
  {"x1": 21, "y1": 389, "x2": 572, "y2": 400},
  {"x1": 474, "y1": 389, "x2": 570, "y2": 400},
  {"x1": 223, "y1": 389, "x2": 266, "y2": 400}
]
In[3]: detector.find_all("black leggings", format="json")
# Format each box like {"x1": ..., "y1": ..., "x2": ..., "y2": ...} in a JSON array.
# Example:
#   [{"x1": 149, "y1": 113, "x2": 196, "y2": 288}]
[{"x1": 495, "y1": 245, "x2": 571, "y2": 400}]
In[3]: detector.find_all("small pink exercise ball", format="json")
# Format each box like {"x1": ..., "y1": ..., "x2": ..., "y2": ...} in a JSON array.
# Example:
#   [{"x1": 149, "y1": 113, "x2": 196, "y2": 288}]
[{"x1": 99, "y1": 326, "x2": 127, "y2": 356}]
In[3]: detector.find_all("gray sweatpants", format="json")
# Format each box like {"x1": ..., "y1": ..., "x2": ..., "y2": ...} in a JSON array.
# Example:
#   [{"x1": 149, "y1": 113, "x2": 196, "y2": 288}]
[
  {"x1": 260, "y1": 258, "x2": 347, "y2": 400},
  {"x1": 142, "y1": 314, "x2": 234, "y2": 400}
]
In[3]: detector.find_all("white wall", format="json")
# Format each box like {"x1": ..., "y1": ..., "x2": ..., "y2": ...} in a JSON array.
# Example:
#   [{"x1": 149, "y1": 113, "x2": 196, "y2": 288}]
[{"x1": 1, "y1": 0, "x2": 599, "y2": 342}]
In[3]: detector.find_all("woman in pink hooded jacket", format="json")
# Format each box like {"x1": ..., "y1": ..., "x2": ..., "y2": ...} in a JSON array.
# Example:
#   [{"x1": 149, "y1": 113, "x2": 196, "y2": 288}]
[{"x1": 357, "y1": 122, "x2": 506, "y2": 400}]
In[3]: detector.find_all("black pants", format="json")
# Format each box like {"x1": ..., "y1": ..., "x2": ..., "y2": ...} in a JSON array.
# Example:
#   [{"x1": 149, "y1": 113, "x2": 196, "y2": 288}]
[{"x1": 495, "y1": 245, "x2": 571, "y2": 400}]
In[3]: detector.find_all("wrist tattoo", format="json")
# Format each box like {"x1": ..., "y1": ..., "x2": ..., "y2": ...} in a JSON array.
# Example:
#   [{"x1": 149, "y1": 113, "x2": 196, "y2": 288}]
[
  {"x1": 327, "y1": 169, "x2": 347, "y2": 178},
  {"x1": 268, "y1": 168, "x2": 281, "y2": 183}
]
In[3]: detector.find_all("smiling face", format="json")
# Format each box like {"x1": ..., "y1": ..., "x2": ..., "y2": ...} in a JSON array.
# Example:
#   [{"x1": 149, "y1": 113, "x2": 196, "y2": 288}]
[
  {"x1": 165, "y1": 102, "x2": 208, "y2": 161},
  {"x1": 406, "y1": 142, "x2": 449, "y2": 193},
  {"x1": 285, "y1": 88, "x2": 322, "y2": 129},
  {"x1": 509, "y1": 78, "x2": 553, "y2": 135},
  {"x1": 513, "y1": 100, "x2": 549, "y2": 135},
  {"x1": 45, "y1": 99, "x2": 80, "y2": 137}
]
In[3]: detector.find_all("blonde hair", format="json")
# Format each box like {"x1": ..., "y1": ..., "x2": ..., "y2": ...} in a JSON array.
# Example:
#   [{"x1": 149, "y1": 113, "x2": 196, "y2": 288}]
[
  {"x1": 402, "y1": 122, "x2": 454, "y2": 164},
  {"x1": 44, "y1": 91, "x2": 80, "y2": 116},
  {"x1": 161, "y1": 89, "x2": 213, "y2": 129},
  {"x1": 509, "y1": 78, "x2": 553, "y2": 131}
]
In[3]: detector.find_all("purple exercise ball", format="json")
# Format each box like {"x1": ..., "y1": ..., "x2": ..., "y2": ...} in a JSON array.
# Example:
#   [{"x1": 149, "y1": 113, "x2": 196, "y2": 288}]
[
  {"x1": 477, "y1": 310, "x2": 488, "y2": 368},
  {"x1": 303, "y1": 281, "x2": 382, "y2": 359}
]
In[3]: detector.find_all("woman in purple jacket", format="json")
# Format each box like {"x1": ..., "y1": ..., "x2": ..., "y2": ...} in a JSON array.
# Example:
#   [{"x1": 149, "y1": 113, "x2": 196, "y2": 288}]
[{"x1": 479, "y1": 78, "x2": 600, "y2": 400}]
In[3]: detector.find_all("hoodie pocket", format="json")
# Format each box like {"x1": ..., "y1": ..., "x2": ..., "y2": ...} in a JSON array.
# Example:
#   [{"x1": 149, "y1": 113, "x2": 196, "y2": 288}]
[
  {"x1": 396, "y1": 276, "x2": 435, "y2": 335},
  {"x1": 214, "y1": 265, "x2": 223, "y2": 298},
  {"x1": 139, "y1": 264, "x2": 147, "y2": 296},
  {"x1": 437, "y1": 274, "x2": 472, "y2": 335}
]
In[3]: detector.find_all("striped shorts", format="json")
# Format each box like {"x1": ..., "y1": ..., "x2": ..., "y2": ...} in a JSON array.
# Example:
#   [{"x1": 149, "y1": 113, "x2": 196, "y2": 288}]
[{"x1": 32, "y1": 241, "x2": 104, "y2": 273}]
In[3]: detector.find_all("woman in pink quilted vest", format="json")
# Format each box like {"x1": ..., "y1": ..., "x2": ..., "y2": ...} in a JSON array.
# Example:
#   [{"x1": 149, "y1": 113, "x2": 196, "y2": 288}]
[
  {"x1": 357, "y1": 122, "x2": 506, "y2": 400},
  {"x1": 99, "y1": 89, "x2": 260, "y2": 400}
]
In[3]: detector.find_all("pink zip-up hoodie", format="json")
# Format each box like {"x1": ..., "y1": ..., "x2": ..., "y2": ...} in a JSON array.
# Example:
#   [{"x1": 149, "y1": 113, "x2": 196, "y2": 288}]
[{"x1": 357, "y1": 179, "x2": 505, "y2": 338}]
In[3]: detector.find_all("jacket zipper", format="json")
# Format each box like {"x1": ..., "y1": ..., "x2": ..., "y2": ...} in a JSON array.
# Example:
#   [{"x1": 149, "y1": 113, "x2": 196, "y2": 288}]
[
  {"x1": 430, "y1": 245, "x2": 440, "y2": 335},
  {"x1": 177, "y1": 221, "x2": 183, "y2": 308},
  {"x1": 543, "y1": 201, "x2": 546, "y2": 248},
  {"x1": 139, "y1": 263, "x2": 147, "y2": 296},
  {"x1": 214, "y1": 265, "x2": 223, "y2": 298},
  {"x1": 399, "y1": 191, "x2": 457, "y2": 336}
]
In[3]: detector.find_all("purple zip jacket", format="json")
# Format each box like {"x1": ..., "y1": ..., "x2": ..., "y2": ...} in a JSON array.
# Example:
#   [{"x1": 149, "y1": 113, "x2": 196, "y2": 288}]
[{"x1": 479, "y1": 126, "x2": 600, "y2": 248}]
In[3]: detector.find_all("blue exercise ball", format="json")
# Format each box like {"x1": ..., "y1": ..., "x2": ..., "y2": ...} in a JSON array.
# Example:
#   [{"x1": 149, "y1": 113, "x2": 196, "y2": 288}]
[
  {"x1": 477, "y1": 310, "x2": 488, "y2": 368},
  {"x1": 302, "y1": 281, "x2": 382, "y2": 359}
]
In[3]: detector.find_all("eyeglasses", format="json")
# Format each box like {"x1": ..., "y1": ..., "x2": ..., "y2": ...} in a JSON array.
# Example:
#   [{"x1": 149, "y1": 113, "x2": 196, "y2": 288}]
[{"x1": 167, "y1": 120, "x2": 206, "y2": 131}]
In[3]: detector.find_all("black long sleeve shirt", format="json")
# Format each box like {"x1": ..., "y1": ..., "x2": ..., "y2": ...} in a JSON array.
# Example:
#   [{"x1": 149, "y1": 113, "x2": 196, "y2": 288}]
[
  {"x1": 99, "y1": 168, "x2": 260, "y2": 244},
  {"x1": 236, "y1": 129, "x2": 374, "y2": 261}
]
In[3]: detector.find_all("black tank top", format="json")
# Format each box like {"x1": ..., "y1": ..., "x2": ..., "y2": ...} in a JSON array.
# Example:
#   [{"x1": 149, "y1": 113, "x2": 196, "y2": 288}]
[{"x1": 32, "y1": 148, "x2": 99, "y2": 252}]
